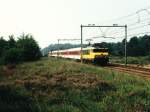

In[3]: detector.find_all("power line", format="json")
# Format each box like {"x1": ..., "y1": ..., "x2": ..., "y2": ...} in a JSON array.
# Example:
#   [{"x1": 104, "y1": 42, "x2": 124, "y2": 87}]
[
  {"x1": 106, "y1": 17, "x2": 150, "y2": 36},
  {"x1": 81, "y1": 6, "x2": 150, "y2": 42},
  {"x1": 108, "y1": 24, "x2": 150, "y2": 38},
  {"x1": 107, "y1": 17, "x2": 150, "y2": 35},
  {"x1": 127, "y1": 32, "x2": 150, "y2": 37},
  {"x1": 128, "y1": 24, "x2": 150, "y2": 31},
  {"x1": 109, "y1": 20, "x2": 150, "y2": 36},
  {"x1": 107, "y1": 6, "x2": 150, "y2": 23},
  {"x1": 127, "y1": 17, "x2": 150, "y2": 27},
  {"x1": 100, "y1": 6, "x2": 150, "y2": 32},
  {"x1": 113, "y1": 32, "x2": 150, "y2": 39}
]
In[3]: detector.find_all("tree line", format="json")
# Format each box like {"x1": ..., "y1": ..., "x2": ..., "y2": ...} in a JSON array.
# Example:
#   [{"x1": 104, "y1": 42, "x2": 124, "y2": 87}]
[
  {"x1": 0, "y1": 34, "x2": 42, "y2": 65},
  {"x1": 42, "y1": 35, "x2": 150, "y2": 57},
  {"x1": 106, "y1": 35, "x2": 150, "y2": 56}
]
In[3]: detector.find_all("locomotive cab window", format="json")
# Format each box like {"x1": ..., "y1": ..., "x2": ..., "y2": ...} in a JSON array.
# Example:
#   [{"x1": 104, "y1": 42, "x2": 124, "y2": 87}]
[
  {"x1": 93, "y1": 49, "x2": 108, "y2": 52},
  {"x1": 83, "y1": 50, "x2": 90, "y2": 55}
]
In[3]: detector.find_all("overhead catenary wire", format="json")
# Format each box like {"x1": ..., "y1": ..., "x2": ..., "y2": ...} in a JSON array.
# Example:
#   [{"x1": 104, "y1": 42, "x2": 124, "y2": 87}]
[
  {"x1": 80, "y1": 6, "x2": 150, "y2": 47},
  {"x1": 128, "y1": 24, "x2": 150, "y2": 31},
  {"x1": 105, "y1": 6, "x2": 150, "y2": 24},
  {"x1": 108, "y1": 21, "x2": 150, "y2": 36},
  {"x1": 111, "y1": 32, "x2": 150, "y2": 40},
  {"x1": 105, "y1": 9, "x2": 150, "y2": 38},
  {"x1": 103, "y1": 6, "x2": 150, "y2": 26}
]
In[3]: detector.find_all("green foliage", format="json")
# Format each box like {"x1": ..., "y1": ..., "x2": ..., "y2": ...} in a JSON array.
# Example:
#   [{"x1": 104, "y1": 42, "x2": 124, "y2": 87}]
[
  {"x1": 17, "y1": 34, "x2": 42, "y2": 61},
  {"x1": 42, "y1": 34, "x2": 150, "y2": 57},
  {"x1": 99, "y1": 35, "x2": 150, "y2": 57},
  {"x1": 111, "y1": 56, "x2": 150, "y2": 65},
  {"x1": 7, "y1": 35, "x2": 16, "y2": 48},
  {"x1": 0, "y1": 37, "x2": 7, "y2": 57},
  {"x1": 1, "y1": 58, "x2": 150, "y2": 112},
  {"x1": 3, "y1": 48, "x2": 23, "y2": 64},
  {"x1": 122, "y1": 35, "x2": 150, "y2": 56},
  {"x1": 0, "y1": 84, "x2": 40, "y2": 112},
  {"x1": 0, "y1": 34, "x2": 41, "y2": 65}
]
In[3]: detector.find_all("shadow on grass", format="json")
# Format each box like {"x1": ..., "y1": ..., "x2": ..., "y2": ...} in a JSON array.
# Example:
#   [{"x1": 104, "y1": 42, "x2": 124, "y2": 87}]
[{"x1": 0, "y1": 83, "x2": 40, "y2": 112}]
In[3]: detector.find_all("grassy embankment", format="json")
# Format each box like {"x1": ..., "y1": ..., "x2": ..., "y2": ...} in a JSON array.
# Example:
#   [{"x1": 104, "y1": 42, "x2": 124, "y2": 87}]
[
  {"x1": 0, "y1": 57, "x2": 150, "y2": 112},
  {"x1": 110, "y1": 56, "x2": 150, "y2": 66}
]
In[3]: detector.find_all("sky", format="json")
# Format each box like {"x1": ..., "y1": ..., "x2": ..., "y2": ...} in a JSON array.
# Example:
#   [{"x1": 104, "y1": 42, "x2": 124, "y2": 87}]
[{"x1": 0, "y1": 0, "x2": 150, "y2": 48}]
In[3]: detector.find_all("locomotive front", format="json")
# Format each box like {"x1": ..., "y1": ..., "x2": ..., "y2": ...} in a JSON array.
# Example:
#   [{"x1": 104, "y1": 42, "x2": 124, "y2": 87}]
[{"x1": 82, "y1": 47, "x2": 109, "y2": 65}]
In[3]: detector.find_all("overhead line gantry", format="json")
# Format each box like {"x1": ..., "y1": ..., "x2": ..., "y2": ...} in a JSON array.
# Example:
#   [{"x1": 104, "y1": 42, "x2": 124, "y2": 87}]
[{"x1": 80, "y1": 24, "x2": 128, "y2": 66}]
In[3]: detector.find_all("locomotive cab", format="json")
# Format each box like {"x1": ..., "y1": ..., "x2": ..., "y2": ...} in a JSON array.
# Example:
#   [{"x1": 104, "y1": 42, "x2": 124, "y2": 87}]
[
  {"x1": 92, "y1": 48, "x2": 109, "y2": 65},
  {"x1": 82, "y1": 47, "x2": 109, "y2": 65}
]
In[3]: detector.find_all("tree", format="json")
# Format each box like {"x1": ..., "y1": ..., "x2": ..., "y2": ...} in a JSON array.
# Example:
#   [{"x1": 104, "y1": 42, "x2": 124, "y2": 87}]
[
  {"x1": 8, "y1": 35, "x2": 16, "y2": 48},
  {"x1": 127, "y1": 37, "x2": 141, "y2": 56},
  {"x1": 0, "y1": 37, "x2": 7, "y2": 57},
  {"x1": 3, "y1": 48, "x2": 23, "y2": 64},
  {"x1": 17, "y1": 34, "x2": 42, "y2": 61},
  {"x1": 140, "y1": 35, "x2": 150, "y2": 56}
]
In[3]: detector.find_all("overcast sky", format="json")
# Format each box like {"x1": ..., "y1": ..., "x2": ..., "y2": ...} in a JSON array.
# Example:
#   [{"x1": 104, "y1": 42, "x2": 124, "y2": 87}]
[{"x1": 0, "y1": 0, "x2": 150, "y2": 48}]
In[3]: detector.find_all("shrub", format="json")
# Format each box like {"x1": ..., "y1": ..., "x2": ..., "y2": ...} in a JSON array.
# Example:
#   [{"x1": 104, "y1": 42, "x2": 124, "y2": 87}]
[
  {"x1": 0, "y1": 34, "x2": 42, "y2": 65},
  {"x1": 0, "y1": 84, "x2": 40, "y2": 112},
  {"x1": 3, "y1": 48, "x2": 23, "y2": 64},
  {"x1": 17, "y1": 34, "x2": 42, "y2": 61}
]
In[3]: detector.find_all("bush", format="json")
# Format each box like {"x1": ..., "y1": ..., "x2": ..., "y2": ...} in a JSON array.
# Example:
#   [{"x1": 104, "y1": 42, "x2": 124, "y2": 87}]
[
  {"x1": 3, "y1": 48, "x2": 23, "y2": 64},
  {"x1": 0, "y1": 34, "x2": 42, "y2": 65},
  {"x1": 0, "y1": 84, "x2": 40, "y2": 112},
  {"x1": 17, "y1": 34, "x2": 42, "y2": 61},
  {"x1": 0, "y1": 57, "x2": 4, "y2": 65}
]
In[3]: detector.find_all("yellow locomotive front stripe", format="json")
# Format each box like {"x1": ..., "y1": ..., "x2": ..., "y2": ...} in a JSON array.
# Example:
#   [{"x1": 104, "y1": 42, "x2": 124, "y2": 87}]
[{"x1": 82, "y1": 52, "x2": 109, "y2": 60}]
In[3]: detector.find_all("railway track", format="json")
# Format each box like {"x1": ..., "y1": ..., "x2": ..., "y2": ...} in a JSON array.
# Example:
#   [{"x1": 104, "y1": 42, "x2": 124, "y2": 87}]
[
  {"x1": 72, "y1": 59, "x2": 150, "y2": 79},
  {"x1": 106, "y1": 63, "x2": 150, "y2": 79}
]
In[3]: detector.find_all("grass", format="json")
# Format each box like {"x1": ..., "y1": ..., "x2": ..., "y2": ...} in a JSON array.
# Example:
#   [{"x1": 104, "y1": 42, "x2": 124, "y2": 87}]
[
  {"x1": 0, "y1": 57, "x2": 150, "y2": 112},
  {"x1": 110, "y1": 56, "x2": 150, "y2": 65}
]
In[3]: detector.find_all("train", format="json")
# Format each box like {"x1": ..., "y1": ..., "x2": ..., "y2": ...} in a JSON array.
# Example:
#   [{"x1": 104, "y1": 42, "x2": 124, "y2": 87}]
[{"x1": 48, "y1": 44, "x2": 109, "y2": 65}]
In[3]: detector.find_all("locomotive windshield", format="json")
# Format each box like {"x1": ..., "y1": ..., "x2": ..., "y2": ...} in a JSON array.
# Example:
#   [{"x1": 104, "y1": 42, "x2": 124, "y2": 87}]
[{"x1": 93, "y1": 49, "x2": 108, "y2": 52}]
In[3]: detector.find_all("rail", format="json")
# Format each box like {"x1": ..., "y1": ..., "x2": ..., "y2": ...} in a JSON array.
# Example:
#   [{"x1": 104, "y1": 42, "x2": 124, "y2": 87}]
[{"x1": 106, "y1": 63, "x2": 150, "y2": 79}]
